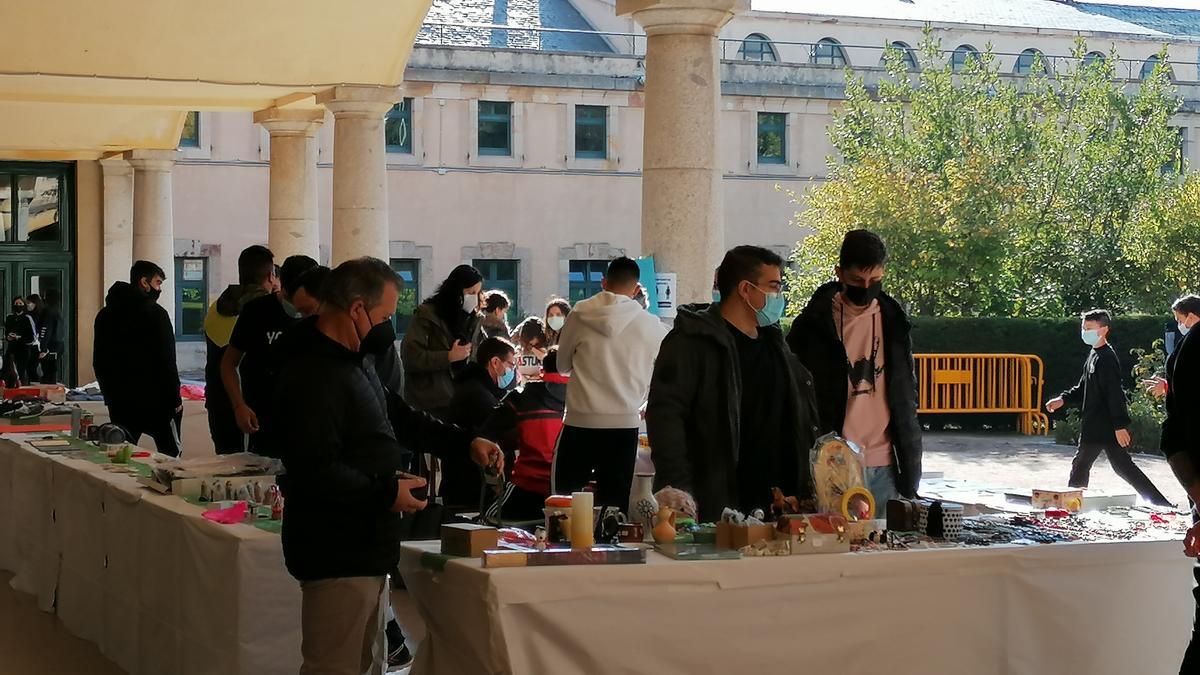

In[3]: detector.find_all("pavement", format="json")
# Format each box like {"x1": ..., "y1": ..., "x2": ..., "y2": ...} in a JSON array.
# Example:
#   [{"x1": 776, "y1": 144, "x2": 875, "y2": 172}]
[{"x1": 922, "y1": 432, "x2": 1188, "y2": 508}]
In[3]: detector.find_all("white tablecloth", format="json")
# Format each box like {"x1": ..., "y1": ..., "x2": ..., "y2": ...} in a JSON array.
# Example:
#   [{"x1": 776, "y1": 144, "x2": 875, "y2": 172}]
[
  {"x1": 400, "y1": 537, "x2": 1195, "y2": 675},
  {"x1": 0, "y1": 435, "x2": 302, "y2": 675}
]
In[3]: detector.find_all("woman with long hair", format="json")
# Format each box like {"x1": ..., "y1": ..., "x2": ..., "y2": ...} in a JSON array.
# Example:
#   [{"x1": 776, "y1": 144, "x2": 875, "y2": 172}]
[
  {"x1": 511, "y1": 316, "x2": 548, "y2": 383},
  {"x1": 543, "y1": 298, "x2": 571, "y2": 347},
  {"x1": 400, "y1": 264, "x2": 485, "y2": 413},
  {"x1": 2, "y1": 296, "x2": 37, "y2": 387}
]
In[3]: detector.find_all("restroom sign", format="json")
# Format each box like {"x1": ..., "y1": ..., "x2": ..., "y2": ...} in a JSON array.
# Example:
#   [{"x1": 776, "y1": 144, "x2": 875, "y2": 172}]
[{"x1": 655, "y1": 272, "x2": 676, "y2": 318}]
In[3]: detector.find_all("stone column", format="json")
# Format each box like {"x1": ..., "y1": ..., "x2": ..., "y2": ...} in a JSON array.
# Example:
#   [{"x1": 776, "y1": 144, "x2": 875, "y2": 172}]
[
  {"x1": 125, "y1": 149, "x2": 178, "y2": 324},
  {"x1": 316, "y1": 86, "x2": 399, "y2": 265},
  {"x1": 100, "y1": 158, "x2": 134, "y2": 294},
  {"x1": 254, "y1": 108, "x2": 324, "y2": 261},
  {"x1": 618, "y1": 0, "x2": 746, "y2": 304}
]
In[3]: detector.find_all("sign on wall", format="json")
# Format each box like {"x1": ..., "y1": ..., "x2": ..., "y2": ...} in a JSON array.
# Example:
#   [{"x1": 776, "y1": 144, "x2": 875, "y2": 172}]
[{"x1": 655, "y1": 272, "x2": 677, "y2": 318}]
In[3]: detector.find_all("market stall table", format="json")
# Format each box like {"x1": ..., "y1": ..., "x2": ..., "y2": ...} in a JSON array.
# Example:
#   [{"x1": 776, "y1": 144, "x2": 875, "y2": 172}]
[
  {"x1": 0, "y1": 433, "x2": 301, "y2": 675},
  {"x1": 400, "y1": 535, "x2": 1194, "y2": 675}
]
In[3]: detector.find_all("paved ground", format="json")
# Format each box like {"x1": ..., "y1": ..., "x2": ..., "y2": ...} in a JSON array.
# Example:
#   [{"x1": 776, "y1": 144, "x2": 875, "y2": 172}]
[{"x1": 923, "y1": 432, "x2": 1187, "y2": 508}]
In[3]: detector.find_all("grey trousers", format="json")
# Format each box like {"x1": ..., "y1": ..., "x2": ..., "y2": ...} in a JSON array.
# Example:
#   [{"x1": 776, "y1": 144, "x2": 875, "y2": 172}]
[{"x1": 299, "y1": 576, "x2": 388, "y2": 675}]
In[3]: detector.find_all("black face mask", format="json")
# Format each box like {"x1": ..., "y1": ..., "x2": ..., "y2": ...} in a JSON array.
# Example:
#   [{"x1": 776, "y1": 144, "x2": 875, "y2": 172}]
[
  {"x1": 843, "y1": 281, "x2": 882, "y2": 307},
  {"x1": 11, "y1": 304, "x2": 23, "y2": 314},
  {"x1": 145, "y1": 288, "x2": 162, "y2": 302},
  {"x1": 360, "y1": 317, "x2": 397, "y2": 356}
]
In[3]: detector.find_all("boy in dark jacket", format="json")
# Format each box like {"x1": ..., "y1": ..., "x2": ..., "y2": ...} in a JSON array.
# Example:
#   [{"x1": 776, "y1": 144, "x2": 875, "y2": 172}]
[
  {"x1": 272, "y1": 257, "x2": 501, "y2": 674},
  {"x1": 480, "y1": 348, "x2": 568, "y2": 521},
  {"x1": 787, "y1": 229, "x2": 922, "y2": 505},
  {"x1": 94, "y1": 261, "x2": 182, "y2": 456},
  {"x1": 648, "y1": 246, "x2": 820, "y2": 522},
  {"x1": 442, "y1": 336, "x2": 517, "y2": 508},
  {"x1": 1047, "y1": 309, "x2": 1171, "y2": 506}
]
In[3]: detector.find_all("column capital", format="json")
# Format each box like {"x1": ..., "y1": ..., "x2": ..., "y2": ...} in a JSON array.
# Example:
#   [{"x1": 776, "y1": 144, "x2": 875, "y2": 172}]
[
  {"x1": 316, "y1": 85, "x2": 400, "y2": 118},
  {"x1": 254, "y1": 108, "x2": 326, "y2": 137},
  {"x1": 617, "y1": 0, "x2": 747, "y2": 36},
  {"x1": 124, "y1": 149, "x2": 177, "y2": 172},
  {"x1": 99, "y1": 157, "x2": 133, "y2": 177}
]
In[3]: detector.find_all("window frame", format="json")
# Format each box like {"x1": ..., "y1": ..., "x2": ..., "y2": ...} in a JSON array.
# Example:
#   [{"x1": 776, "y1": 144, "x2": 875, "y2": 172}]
[
  {"x1": 385, "y1": 98, "x2": 414, "y2": 154},
  {"x1": 738, "y1": 33, "x2": 778, "y2": 62},
  {"x1": 574, "y1": 104, "x2": 608, "y2": 160},
  {"x1": 951, "y1": 44, "x2": 980, "y2": 72},
  {"x1": 756, "y1": 112, "x2": 787, "y2": 165},
  {"x1": 389, "y1": 258, "x2": 421, "y2": 336},
  {"x1": 477, "y1": 100, "x2": 513, "y2": 157},
  {"x1": 1014, "y1": 49, "x2": 1048, "y2": 76},
  {"x1": 1142, "y1": 55, "x2": 1175, "y2": 81},
  {"x1": 881, "y1": 41, "x2": 918, "y2": 71},
  {"x1": 174, "y1": 256, "x2": 208, "y2": 342},
  {"x1": 179, "y1": 111, "x2": 201, "y2": 149},
  {"x1": 568, "y1": 260, "x2": 606, "y2": 304},
  {"x1": 473, "y1": 258, "x2": 520, "y2": 325},
  {"x1": 812, "y1": 38, "x2": 849, "y2": 67},
  {"x1": 0, "y1": 170, "x2": 69, "y2": 250}
]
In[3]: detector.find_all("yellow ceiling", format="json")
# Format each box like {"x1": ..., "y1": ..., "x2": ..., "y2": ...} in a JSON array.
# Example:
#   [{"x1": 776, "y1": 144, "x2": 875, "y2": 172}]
[{"x1": 0, "y1": 0, "x2": 433, "y2": 159}]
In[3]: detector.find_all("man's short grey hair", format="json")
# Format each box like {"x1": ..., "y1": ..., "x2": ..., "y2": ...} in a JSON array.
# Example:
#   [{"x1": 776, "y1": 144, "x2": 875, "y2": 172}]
[{"x1": 322, "y1": 257, "x2": 402, "y2": 312}]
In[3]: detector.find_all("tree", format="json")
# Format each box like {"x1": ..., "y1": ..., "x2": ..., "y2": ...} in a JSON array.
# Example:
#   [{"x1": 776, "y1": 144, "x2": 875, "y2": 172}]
[{"x1": 789, "y1": 34, "x2": 1183, "y2": 318}]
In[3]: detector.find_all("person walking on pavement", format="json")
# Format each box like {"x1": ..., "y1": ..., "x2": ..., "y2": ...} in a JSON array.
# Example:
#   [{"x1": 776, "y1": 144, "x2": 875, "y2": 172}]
[{"x1": 1047, "y1": 308, "x2": 1172, "y2": 506}]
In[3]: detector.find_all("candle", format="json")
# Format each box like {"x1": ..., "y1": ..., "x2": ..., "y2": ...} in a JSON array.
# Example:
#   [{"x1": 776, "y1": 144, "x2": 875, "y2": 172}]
[{"x1": 571, "y1": 491, "x2": 594, "y2": 550}]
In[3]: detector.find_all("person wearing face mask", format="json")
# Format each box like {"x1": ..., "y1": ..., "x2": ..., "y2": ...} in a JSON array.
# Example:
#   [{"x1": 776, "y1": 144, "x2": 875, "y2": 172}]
[
  {"x1": 1144, "y1": 295, "x2": 1200, "y2": 671},
  {"x1": 2, "y1": 296, "x2": 38, "y2": 387},
  {"x1": 787, "y1": 229, "x2": 922, "y2": 507},
  {"x1": 93, "y1": 261, "x2": 183, "y2": 456},
  {"x1": 512, "y1": 316, "x2": 548, "y2": 383},
  {"x1": 442, "y1": 337, "x2": 517, "y2": 509},
  {"x1": 1046, "y1": 309, "x2": 1172, "y2": 506},
  {"x1": 647, "y1": 246, "x2": 819, "y2": 520},
  {"x1": 221, "y1": 254, "x2": 319, "y2": 457},
  {"x1": 480, "y1": 290, "x2": 512, "y2": 339},
  {"x1": 401, "y1": 264, "x2": 486, "y2": 414},
  {"x1": 543, "y1": 298, "x2": 571, "y2": 347},
  {"x1": 554, "y1": 256, "x2": 669, "y2": 511},
  {"x1": 272, "y1": 257, "x2": 501, "y2": 675}
]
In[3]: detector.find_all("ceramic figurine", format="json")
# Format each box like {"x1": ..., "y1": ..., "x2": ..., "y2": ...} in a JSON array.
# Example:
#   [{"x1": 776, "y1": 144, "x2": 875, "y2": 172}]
[
  {"x1": 252, "y1": 481, "x2": 264, "y2": 505},
  {"x1": 199, "y1": 481, "x2": 211, "y2": 502},
  {"x1": 651, "y1": 506, "x2": 677, "y2": 544},
  {"x1": 750, "y1": 509, "x2": 766, "y2": 522},
  {"x1": 224, "y1": 481, "x2": 235, "y2": 503},
  {"x1": 212, "y1": 480, "x2": 226, "y2": 501},
  {"x1": 722, "y1": 507, "x2": 746, "y2": 525},
  {"x1": 654, "y1": 486, "x2": 698, "y2": 521},
  {"x1": 629, "y1": 474, "x2": 659, "y2": 542},
  {"x1": 534, "y1": 526, "x2": 548, "y2": 552},
  {"x1": 235, "y1": 485, "x2": 252, "y2": 503},
  {"x1": 769, "y1": 488, "x2": 801, "y2": 519}
]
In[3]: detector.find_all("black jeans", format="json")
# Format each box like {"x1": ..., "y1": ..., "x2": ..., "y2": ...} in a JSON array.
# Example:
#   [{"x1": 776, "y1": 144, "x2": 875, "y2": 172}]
[
  {"x1": 1184, "y1": 506, "x2": 1200, "y2": 674},
  {"x1": 110, "y1": 410, "x2": 182, "y2": 457},
  {"x1": 552, "y1": 426, "x2": 638, "y2": 511},
  {"x1": 1069, "y1": 442, "x2": 1172, "y2": 506},
  {"x1": 207, "y1": 402, "x2": 245, "y2": 455},
  {"x1": 38, "y1": 353, "x2": 58, "y2": 384}
]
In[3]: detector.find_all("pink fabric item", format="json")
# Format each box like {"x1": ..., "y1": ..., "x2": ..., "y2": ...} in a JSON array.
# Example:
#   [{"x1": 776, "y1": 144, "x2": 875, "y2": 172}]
[
  {"x1": 832, "y1": 294, "x2": 893, "y2": 468},
  {"x1": 181, "y1": 384, "x2": 206, "y2": 401},
  {"x1": 202, "y1": 501, "x2": 248, "y2": 525}
]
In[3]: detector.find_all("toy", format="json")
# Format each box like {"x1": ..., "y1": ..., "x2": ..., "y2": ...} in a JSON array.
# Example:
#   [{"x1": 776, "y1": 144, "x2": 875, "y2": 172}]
[
  {"x1": 651, "y1": 506, "x2": 677, "y2": 544},
  {"x1": 769, "y1": 488, "x2": 801, "y2": 519}
]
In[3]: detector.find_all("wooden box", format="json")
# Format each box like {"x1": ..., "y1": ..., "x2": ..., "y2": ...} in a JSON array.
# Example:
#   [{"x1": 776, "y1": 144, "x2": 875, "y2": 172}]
[
  {"x1": 716, "y1": 522, "x2": 776, "y2": 550},
  {"x1": 441, "y1": 523, "x2": 499, "y2": 558}
]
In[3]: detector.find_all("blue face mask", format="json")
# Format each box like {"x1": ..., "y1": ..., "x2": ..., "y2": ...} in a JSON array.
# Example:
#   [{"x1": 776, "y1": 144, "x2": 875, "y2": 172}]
[
  {"x1": 1180, "y1": 321, "x2": 1192, "y2": 337},
  {"x1": 748, "y1": 283, "x2": 785, "y2": 327},
  {"x1": 1081, "y1": 329, "x2": 1102, "y2": 347},
  {"x1": 711, "y1": 290, "x2": 721, "y2": 304},
  {"x1": 498, "y1": 366, "x2": 516, "y2": 389}
]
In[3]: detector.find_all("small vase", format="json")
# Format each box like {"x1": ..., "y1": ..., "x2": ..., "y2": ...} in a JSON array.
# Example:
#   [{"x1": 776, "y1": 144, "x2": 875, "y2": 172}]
[
  {"x1": 651, "y1": 506, "x2": 677, "y2": 545},
  {"x1": 628, "y1": 473, "x2": 658, "y2": 542}
]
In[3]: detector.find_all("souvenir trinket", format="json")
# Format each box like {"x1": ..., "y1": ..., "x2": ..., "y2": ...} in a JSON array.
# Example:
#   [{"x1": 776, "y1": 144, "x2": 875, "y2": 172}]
[
  {"x1": 651, "y1": 506, "x2": 677, "y2": 545},
  {"x1": 811, "y1": 434, "x2": 867, "y2": 514},
  {"x1": 769, "y1": 488, "x2": 801, "y2": 519},
  {"x1": 199, "y1": 481, "x2": 211, "y2": 502}
]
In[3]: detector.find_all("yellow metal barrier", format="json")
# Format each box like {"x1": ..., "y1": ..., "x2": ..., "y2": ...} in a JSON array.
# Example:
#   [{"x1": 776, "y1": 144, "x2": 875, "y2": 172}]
[{"x1": 914, "y1": 354, "x2": 1049, "y2": 435}]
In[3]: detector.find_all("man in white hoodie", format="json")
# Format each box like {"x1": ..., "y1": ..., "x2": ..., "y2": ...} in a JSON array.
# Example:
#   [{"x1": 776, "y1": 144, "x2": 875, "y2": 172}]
[{"x1": 554, "y1": 256, "x2": 669, "y2": 510}]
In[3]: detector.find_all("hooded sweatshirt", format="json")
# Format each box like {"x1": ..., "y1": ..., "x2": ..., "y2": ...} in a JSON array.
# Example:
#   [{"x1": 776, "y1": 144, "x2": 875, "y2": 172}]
[
  {"x1": 557, "y1": 291, "x2": 668, "y2": 428},
  {"x1": 93, "y1": 282, "x2": 181, "y2": 417},
  {"x1": 203, "y1": 284, "x2": 269, "y2": 412}
]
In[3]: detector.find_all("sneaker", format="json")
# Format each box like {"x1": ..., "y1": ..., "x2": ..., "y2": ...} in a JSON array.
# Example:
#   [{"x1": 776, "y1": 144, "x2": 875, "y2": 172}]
[{"x1": 387, "y1": 643, "x2": 414, "y2": 671}]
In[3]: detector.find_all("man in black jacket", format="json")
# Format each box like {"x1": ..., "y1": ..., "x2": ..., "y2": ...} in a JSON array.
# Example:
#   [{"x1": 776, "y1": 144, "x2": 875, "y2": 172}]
[
  {"x1": 648, "y1": 246, "x2": 820, "y2": 522},
  {"x1": 443, "y1": 336, "x2": 517, "y2": 509},
  {"x1": 94, "y1": 261, "x2": 182, "y2": 456},
  {"x1": 1047, "y1": 309, "x2": 1171, "y2": 505},
  {"x1": 272, "y1": 257, "x2": 501, "y2": 675},
  {"x1": 787, "y1": 230, "x2": 922, "y2": 505}
]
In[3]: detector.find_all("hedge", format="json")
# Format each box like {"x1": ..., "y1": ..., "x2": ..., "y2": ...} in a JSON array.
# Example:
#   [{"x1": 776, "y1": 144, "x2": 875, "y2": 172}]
[{"x1": 908, "y1": 315, "x2": 1173, "y2": 431}]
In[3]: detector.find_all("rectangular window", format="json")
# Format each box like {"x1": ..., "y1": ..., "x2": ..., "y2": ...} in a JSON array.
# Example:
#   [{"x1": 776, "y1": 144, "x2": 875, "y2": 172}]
[
  {"x1": 179, "y1": 111, "x2": 200, "y2": 148},
  {"x1": 575, "y1": 105, "x2": 607, "y2": 159},
  {"x1": 174, "y1": 257, "x2": 208, "y2": 341},
  {"x1": 474, "y1": 259, "x2": 519, "y2": 325},
  {"x1": 385, "y1": 99, "x2": 413, "y2": 154},
  {"x1": 390, "y1": 259, "x2": 420, "y2": 336},
  {"x1": 757, "y1": 112, "x2": 787, "y2": 165},
  {"x1": 478, "y1": 101, "x2": 512, "y2": 156},
  {"x1": 568, "y1": 260, "x2": 606, "y2": 304}
]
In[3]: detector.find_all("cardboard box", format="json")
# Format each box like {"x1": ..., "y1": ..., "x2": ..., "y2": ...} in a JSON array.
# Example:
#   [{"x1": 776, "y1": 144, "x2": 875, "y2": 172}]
[
  {"x1": 1032, "y1": 488, "x2": 1084, "y2": 513},
  {"x1": 441, "y1": 523, "x2": 499, "y2": 558},
  {"x1": 716, "y1": 522, "x2": 776, "y2": 550}
]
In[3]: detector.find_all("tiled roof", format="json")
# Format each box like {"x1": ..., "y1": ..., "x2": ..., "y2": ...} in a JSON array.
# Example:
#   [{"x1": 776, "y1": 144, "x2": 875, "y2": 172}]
[
  {"x1": 749, "y1": 0, "x2": 1172, "y2": 36},
  {"x1": 418, "y1": 0, "x2": 614, "y2": 53},
  {"x1": 1077, "y1": 3, "x2": 1200, "y2": 39}
]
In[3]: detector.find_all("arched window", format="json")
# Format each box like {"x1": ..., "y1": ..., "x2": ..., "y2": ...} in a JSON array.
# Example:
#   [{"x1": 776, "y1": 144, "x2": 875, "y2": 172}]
[
  {"x1": 1014, "y1": 48, "x2": 1049, "y2": 75},
  {"x1": 738, "y1": 33, "x2": 778, "y2": 62},
  {"x1": 951, "y1": 44, "x2": 980, "y2": 72},
  {"x1": 813, "y1": 38, "x2": 849, "y2": 67},
  {"x1": 880, "y1": 41, "x2": 918, "y2": 71},
  {"x1": 1083, "y1": 51, "x2": 1107, "y2": 68},
  {"x1": 1141, "y1": 54, "x2": 1175, "y2": 81}
]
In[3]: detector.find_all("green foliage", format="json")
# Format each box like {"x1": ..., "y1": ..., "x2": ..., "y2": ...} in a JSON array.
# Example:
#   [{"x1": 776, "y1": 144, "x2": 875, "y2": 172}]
[
  {"x1": 1126, "y1": 339, "x2": 1167, "y2": 454},
  {"x1": 790, "y1": 32, "x2": 1189, "y2": 318},
  {"x1": 1054, "y1": 409, "x2": 1081, "y2": 446}
]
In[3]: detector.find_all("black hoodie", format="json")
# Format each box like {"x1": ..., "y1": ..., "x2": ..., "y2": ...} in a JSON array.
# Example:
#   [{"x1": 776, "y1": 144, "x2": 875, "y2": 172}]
[
  {"x1": 647, "y1": 303, "x2": 820, "y2": 522},
  {"x1": 93, "y1": 282, "x2": 181, "y2": 417},
  {"x1": 441, "y1": 361, "x2": 505, "y2": 507},
  {"x1": 786, "y1": 281, "x2": 923, "y2": 498}
]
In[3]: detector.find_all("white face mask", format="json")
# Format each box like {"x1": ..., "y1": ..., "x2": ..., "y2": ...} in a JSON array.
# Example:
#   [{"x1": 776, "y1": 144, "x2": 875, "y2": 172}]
[
  {"x1": 1181, "y1": 320, "x2": 1193, "y2": 337},
  {"x1": 547, "y1": 315, "x2": 565, "y2": 332},
  {"x1": 462, "y1": 293, "x2": 479, "y2": 313}
]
